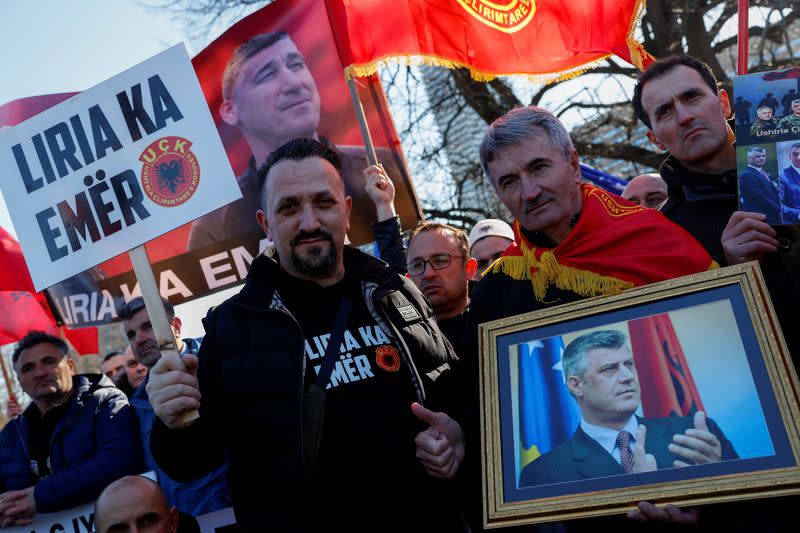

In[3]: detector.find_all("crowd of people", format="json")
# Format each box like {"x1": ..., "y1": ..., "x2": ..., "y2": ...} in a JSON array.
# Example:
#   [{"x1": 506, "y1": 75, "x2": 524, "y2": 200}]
[{"x1": 1, "y1": 45, "x2": 798, "y2": 533}]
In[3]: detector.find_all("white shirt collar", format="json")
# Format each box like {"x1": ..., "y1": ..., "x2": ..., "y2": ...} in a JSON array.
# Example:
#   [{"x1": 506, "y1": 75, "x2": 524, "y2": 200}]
[{"x1": 580, "y1": 415, "x2": 639, "y2": 458}]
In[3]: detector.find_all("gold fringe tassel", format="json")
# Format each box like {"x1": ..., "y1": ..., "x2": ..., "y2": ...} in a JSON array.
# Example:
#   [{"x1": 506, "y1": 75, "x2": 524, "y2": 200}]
[
  {"x1": 626, "y1": 0, "x2": 655, "y2": 70},
  {"x1": 491, "y1": 252, "x2": 634, "y2": 302},
  {"x1": 344, "y1": 53, "x2": 612, "y2": 85}
]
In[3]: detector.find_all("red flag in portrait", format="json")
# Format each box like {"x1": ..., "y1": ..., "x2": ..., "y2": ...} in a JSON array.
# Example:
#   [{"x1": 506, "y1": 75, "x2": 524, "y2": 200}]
[
  {"x1": 326, "y1": 0, "x2": 652, "y2": 82},
  {"x1": 629, "y1": 313, "x2": 705, "y2": 418}
]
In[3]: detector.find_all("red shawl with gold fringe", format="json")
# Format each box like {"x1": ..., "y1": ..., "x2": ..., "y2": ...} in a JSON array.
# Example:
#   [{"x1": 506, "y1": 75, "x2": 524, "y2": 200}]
[{"x1": 489, "y1": 184, "x2": 718, "y2": 301}]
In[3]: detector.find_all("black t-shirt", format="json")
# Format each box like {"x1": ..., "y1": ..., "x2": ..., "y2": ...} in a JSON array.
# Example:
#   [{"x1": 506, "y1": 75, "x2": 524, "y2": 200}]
[{"x1": 275, "y1": 268, "x2": 437, "y2": 530}]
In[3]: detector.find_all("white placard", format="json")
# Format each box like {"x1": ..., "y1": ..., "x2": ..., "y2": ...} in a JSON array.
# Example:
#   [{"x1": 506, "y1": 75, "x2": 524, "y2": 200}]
[{"x1": 0, "y1": 44, "x2": 240, "y2": 291}]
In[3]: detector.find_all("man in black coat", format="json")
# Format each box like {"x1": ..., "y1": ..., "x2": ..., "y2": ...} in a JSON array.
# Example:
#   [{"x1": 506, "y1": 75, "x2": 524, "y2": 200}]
[
  {"x1": 146, "y1": 138, "x2": 464, "y2": 532},
  {"x1": 519, "y1": 331, "x2": 736, "y2": 487}
]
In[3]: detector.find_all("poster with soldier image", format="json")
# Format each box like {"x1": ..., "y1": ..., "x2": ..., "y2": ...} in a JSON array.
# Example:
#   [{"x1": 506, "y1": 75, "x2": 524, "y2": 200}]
[{"x1": 734, "y1": 67, "x2": 800, "y2": 226}]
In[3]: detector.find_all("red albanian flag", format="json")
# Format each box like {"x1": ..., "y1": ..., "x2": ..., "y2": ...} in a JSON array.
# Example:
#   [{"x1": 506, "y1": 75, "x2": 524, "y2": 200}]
[
  {"x1": 0, "y1": 227, "x2": 98, "y2": 355},
  {"x1": 628, "y1": 313, "x2": 706, "y2": 418},
  {"x1": 0, "y1": 291, "x2": 59, "y2": 346},
  {"x1": 326, "y1": 0, "x2": 653, "y2": 82}
]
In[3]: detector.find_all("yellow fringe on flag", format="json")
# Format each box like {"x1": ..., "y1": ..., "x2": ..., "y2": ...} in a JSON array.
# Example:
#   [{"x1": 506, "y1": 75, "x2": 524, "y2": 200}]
[
  {"x1": 344, "y1": 53, "x2": 615, "y2": 85},
  {"x1": 490, "y1": 245, "x2": 635, "y2": 302},
  {"x1": 626, "y1": 0, "x2": 654, "y2": 70}
]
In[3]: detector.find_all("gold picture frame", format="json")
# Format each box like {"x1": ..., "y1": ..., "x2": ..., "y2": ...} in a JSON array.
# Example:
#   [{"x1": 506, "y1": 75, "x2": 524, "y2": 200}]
[{"x1": 479, "y1": 262, "x2": 800, "y2": 528}]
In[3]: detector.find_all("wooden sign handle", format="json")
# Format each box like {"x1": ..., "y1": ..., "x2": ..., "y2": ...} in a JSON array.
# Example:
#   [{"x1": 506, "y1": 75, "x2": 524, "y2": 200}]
[{"x1": 128, "y1": 245, "x2": 199, "y2": 424}]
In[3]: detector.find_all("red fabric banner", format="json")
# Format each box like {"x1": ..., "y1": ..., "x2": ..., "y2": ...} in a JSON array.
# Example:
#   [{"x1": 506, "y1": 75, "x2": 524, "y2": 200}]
[
  {"x1": 0, "y1": 228, "x2": 98, "y2": 354},
  {"x1": 326, "y1": 0, "x2": 652, "y2": 82},
  {"x1": 0, "y1": 291, "x2": 59, "y2": 346},
  {"x1": 629, "y1": 313, "x2": 706, "y2": 418}
]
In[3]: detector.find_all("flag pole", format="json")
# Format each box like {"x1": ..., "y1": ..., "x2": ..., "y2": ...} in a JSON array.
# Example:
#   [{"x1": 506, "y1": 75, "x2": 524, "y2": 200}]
[
  {"x1": 128, "y1": 244, "x2": 198, "y2": 422},
  {"x1": 0, "y1": 355, "x2": 16, "y2": 403},
  {"x1": 346, "y1": 75, "x2": 379, "y2": 166},
  {"x1": 737, "y1": 0, "x2": 750, "y2": 75}
]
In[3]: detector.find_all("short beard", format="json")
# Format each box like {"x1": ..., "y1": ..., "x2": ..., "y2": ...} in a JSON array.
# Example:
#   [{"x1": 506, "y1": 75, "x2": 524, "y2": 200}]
[{"x1": 290, "y1": 229, "x2": 337, "y2": 277}]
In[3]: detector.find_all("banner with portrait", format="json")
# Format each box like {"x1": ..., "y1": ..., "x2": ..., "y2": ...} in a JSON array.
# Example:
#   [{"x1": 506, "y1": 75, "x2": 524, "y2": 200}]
[{"x1": 0, "y1": 0, "x2": 421, "y2": 327}]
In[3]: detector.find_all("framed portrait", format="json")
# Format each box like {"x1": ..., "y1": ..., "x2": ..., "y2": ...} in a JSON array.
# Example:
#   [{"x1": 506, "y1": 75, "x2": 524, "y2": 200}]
[{"x1": 479, "y1": 263, "x2": 800, "y2": 528}]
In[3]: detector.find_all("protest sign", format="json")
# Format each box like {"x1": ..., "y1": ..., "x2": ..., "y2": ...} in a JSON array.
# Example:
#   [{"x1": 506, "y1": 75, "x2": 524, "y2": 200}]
[
  {"x1": 733, "y1": 66, "x2": 800, "y2": 225},
  {"x1": 0, "y1": 44, "x2": 241, "y2": 292},
  {"x1": 0, "y1": 0, "x2": 419, "y2": 326}
]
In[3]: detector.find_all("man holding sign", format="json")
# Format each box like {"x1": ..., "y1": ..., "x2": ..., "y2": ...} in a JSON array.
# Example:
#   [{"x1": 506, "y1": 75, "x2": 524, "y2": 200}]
[{"x1": 148, "y1": 138, "x2": 463, "y2": 531}]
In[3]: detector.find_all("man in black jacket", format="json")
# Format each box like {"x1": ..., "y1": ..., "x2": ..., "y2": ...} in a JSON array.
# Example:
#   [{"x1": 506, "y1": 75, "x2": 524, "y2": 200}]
[
  {"x1": 632, "y1": 53, "x2": 799, "y2": 529},
  {"x1": 632, "y1": 54, "x2": 799, "y2": 369},
  {"x1": 147, "y1": 138, "x2": 463, "y2": 532}
]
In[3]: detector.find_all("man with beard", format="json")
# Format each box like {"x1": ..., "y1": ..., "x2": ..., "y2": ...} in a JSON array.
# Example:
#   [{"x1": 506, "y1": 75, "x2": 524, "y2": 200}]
[
  {"x1": 187, "y1": 31, "x2": 410, "y2": 249},
  {"x1": 120, "y1": 298, "x2": 231, "y2": 518},
  {"x1": 146, "y1": 138, "x2": 463, "y2": 531}
]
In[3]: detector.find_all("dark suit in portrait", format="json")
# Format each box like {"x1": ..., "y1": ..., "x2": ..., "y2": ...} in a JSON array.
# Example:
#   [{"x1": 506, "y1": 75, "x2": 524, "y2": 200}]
[
  {"x1": 781, "y1": 165, "x2": 800, "y2": 224},
  {"x1": 518, "y1": 415, "x2": 738, "y2": 487},
  {"x1": 739, "y1": 165, "x2": 782, "y2": 225}
]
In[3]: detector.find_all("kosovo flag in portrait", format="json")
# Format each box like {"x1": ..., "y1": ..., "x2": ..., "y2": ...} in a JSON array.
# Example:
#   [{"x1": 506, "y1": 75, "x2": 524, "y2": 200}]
[{"x1": 518, "y1": 337, "x2": 581, "y2": 473}]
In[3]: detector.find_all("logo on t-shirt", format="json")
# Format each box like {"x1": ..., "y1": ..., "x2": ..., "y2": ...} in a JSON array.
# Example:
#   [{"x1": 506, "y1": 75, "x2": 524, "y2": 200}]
[{"x1": 375, "y1": 345, "x2": 401, "y2": 372}]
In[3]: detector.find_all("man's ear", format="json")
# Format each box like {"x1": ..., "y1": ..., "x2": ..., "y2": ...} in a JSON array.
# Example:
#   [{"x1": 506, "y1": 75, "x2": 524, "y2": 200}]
[
  {"x1": 168, "y1": 506, "x2": 179, "y2": 533},
  {"x1": 219, "y1": 99, "x2": 238, "y2": 127},
  {"x1": 567, "y1": 375, "x2": 583, "y2": 398},
  {"x1": 67, "y1": 357, "x2": 77, "y2": 376},
  {"x1": 465, "y1": 257, "x2": 478, "y2": 279},
  {"x1": 344, "y1": 195, "x2": 353, "y2": 233},
  {"x1": 718, "y1": 88, "x2": 732, "y2": 119},
  {"x1": 570, "y1": 149, "x2": 581, "y2": 183},
  {"x1": 646, "y1": 130, "x2": 667, "y2": 152},
  {"x1": 256, "y1": 209, "x2": 271, "y2": 241},
  {"x1": 170, "y1": 316, "x2": 182, "y2": 338}
]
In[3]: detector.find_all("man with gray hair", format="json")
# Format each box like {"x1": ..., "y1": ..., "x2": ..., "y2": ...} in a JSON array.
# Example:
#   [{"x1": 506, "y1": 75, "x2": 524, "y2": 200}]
[
  {"x1": 739, "y1": 146, "x2": 782, "y2": 225},
  {"x1": 468, "y1": 105, "x2": 715, "y2": 325},
  {"x1": 463, "y1": 105, "x2": 714, "y2": 531},
  {"x1": 519, "y1": 330, "x2": 736, "y2": 486}
]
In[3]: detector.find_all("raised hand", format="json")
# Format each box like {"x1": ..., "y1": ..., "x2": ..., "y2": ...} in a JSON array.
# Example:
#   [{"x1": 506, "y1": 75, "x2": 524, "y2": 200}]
[
  {"x1": 632, "y1": 424, "x2": 657, "y2": 473},
  {"x1": 670, "y1": 411, "x2": 722, "y2": 467}
]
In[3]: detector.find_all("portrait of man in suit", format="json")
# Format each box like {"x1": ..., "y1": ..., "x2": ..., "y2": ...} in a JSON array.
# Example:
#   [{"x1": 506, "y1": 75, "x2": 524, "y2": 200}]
[
  {"x1": 780, "y1": 142, "x2": 800, "y2": 224},
  {"x1": 519, "y1": 330, "x2": 738, "y2": 487},
  {"x1": 739, "y1": 146, "x2": 782, "y2": 225}
]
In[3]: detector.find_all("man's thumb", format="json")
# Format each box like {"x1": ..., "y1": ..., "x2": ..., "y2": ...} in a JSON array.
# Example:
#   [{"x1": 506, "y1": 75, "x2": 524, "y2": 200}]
[
  {"x1": 694, "y1": 410, "x2": 709, "y2": 432},
  {"x1": 411, "y1": 402, "x2": 437, "y2": 426}
]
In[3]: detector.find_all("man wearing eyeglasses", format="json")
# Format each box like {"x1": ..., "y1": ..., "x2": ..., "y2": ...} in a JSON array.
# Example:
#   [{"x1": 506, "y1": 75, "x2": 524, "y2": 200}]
[{"x1": 406, "y1": 223, "x2": 476, "y2": 359}]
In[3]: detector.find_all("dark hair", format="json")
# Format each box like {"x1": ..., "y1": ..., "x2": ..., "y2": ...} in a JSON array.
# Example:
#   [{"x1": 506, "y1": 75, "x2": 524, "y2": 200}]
[
  {"x1": 117, "y1": 296, "x2": 175, "y2": 322},
  {"x1": 222, "y1": 31, "x2": 290, "y2": 100},
  {"x1": 103, "y1": 351, "x2": 126, "y2": 363},
  {"x1": 256, "y1": 138, "x2": 343, "y2": 208},
  {"x1": 632, "y1": 55, "x2": 719, "y2": 129},
  {"x1": 12, "y1": 330, "x2": 69, "y2": 366},
  {"x1": 408, "y1": 222, "x2": 470, "y2": 259}
]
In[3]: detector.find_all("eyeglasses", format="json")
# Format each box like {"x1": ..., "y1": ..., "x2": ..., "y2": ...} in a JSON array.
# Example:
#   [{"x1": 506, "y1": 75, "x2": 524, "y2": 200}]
[{"x1": 407, "y1": 253, "x2": 464, "y2": 277}]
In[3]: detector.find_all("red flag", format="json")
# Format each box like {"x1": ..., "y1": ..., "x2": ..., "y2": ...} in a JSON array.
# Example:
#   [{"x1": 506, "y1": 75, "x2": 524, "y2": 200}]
[
  {"x1": 628, "y1": 313, "x2": 706, "y2": 418},
  {"x1": 0, "y1": 228, "x2": 98, "y2": 355},
  {"x1": 326, "y1": 0, "x2": 652, "y2": 82},
  {"x1": 0, "y1": 291, "x2": 59, "y2": 346}
]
